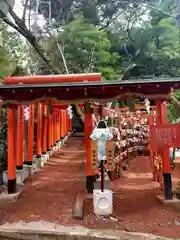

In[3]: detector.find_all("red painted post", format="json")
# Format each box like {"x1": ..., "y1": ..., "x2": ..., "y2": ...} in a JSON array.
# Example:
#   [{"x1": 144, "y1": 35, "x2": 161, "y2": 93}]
[
  {"x1": 60, "y1": 110, "x2": 63, "y2": 139},
  {"x1": 42, "y1": 104, "x2": 48, "y2": 154},
  {"x1": 16, "y1": 105, "x2": 24, "y2": 169},
  {"x1": 26, "y1": 104, "x2": 34, "y2": 165},
  {"x1": 84, "y1": 102, "x2": 94, "y2": 193},
  {"x1": 47, "y1": 116, "x2": 51, "y2": 151},
  {"x1": 156, "y1": 100, "x2": 172, "y2": 199},
  {"x1": 148, "y1": 115, "x2": 156, "y2": 181},
  {"x1": 7, "y1": 106, "x2": 17, "y2": 194},
  {"x1": 36, "y1": 103, "x2": 42, "y2": 158},
  {"x1": 118, "y1": 115, "x2": 122, "y2": 168}
]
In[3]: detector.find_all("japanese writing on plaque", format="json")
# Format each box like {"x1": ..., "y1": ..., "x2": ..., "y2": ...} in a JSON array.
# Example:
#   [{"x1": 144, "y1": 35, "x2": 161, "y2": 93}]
[
  {"x1": 90, "y1": 140, "x2": 98, "y2": 171},
  {"x1": 151, "y1": 126, "x2": 177, "y2": 146},
  {"x1": 106, "y1": 140, "x2": 114, "y2": 170}
]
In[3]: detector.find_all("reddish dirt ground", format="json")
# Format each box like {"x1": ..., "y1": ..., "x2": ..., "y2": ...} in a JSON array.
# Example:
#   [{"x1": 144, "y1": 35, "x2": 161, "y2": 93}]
[{"x1": 0, "y1": 137, "x2": 180, "y2": 238}]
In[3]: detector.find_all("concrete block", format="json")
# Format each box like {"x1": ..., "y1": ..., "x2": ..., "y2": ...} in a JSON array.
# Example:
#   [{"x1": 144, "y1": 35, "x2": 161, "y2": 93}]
[
  {"x1": 52, "y1": 146, "x2": 56, "y2": 153},
  {"x1": 3, "y1": 169, "x2": 28, "y2": 185},
  {"x1": 157, "y1": 194, "x2": 180, "y2": 209},
  {"x1": 62, "y1": 137, "x2": 65, "y2": 144},
  {"x1": 16, "y1": 170, "x2": 23, "y2": 184},
  {"x1": 32, "y1": 160, "x2": 37, "y2": 173},
  {"x1": 57, "y1": 141, "x2": 62, "y2": 149},
  {"x1": 36, "y1": 157, "x2": 43, "y2": 169},
  {"x1": 44, "y1": 153, "x2": 49, "y2": 163},
  {"x1": 55, "y1": 144, "x2": 59, "y2": 151},
  {"x1": 0, "y1": 190, "x2": 22, "y2": 210},
  {"x1": 65, "y1": 135, "x2": 68, "y2": 141},
  {"x1": 23, "y1": 165, "x2": 33, "y2": 177},
  {"x1": 49, "y1": 149, "x2": 53, "y2": 157},
  {"x1": 21, "y1": 168, "x2": 29, "y2": 181},
  {"x1": 41, "y1": 155, "x2": 46, "y2": 166},
  {"x1": 41, "y1": 153, "x2": 48, "y2": 164},
  {"x1": 47, "y1": 152, "x2": 50, "y2": 160}
]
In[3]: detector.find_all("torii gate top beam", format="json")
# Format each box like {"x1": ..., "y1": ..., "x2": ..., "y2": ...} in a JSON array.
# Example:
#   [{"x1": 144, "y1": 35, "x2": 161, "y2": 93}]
[
  {"x1": 4, "y1": 73, "x2": 102, "y2": 84},
  {"x1": 0, "y1": 77, "x2": 179, "y2": 105}
]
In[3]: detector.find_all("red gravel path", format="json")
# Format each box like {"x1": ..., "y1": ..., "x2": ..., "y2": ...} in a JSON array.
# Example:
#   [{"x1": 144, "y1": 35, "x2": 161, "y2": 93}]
[{"x1": 0, "y1": 137, "x2": 180, "y2": 239}]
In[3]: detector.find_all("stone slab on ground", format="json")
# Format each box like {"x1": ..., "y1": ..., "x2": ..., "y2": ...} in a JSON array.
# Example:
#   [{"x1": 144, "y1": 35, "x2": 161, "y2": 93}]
[
  {"x1": 156, "y1": 195, "x2": 180, "y2": 209},
  {"x1": 0, "y1": 221, "x2": 176, "y2": 240},
  {"x1": 72, "y1": 193, "x2": 84, "y2": 220}
]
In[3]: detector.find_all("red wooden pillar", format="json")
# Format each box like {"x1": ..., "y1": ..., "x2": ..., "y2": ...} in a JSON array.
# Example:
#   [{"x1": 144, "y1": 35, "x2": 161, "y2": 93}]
[
  {"x1": 50, "y1": 113, "x2": 53, "y2": 147},
  {"x1": 148, "y1": 115, "x2": 156, "y2": 181},
  {"x1": 57, "y1": 109, "x2": 60, "y2": 141},
  {"x1": 118, "y1": 115, "x2": 122, "y2": 169},
  {"x1": 59, "y1": 109, "x2": 61, "y2": 140},
  {"x1": 26, "y1": 104, "x2": 34, "y2": 165},
  {"x1": 47, "y1": 115, "x2": 52, "y2": 151},
  {"x1": 54, "y1": 109, "x2": 57, "y2": 145},
  {"x1": 84, "y1": 102, "x2": 94, "y2": 193},
  {"x1": 7, "y1": 106, "x2": 17, "y2": 194},
  {"x1": 126, "y1": 117, "x2": 130, "y2": 165},
  {"x1": 156, "y1": 100, "x2": 172, "y2": 199},
  {"x1": 64, "y1": 110, "x2": 67, "y2": 136},
  {"x1": 52, "y1": 111, "x2": 55, "y2": 146},
  {"x1": 66, "y1": 110, "x2": 68, "y2": 136},
  {"x1": 36, "y1": 103, "x2": 42, "y2": 158},
  {"x1": 62, "y1": 110, "x2": 65, "y2": 138},
  {"x1": 16, "y1": 105, "x2": 24, "y2": 170},
  {"x1": 68, "y1": 116, "x2": 72, "y2": 132},
  {"x1": 42, "y1": 104, "x2": 48, "y2": 154},
  {"x1": 56, "y1": 109, "x2": 58, "y2": 143},
  {"x1": 60, "y1": 110, "x2": 63, "y2": 139}
]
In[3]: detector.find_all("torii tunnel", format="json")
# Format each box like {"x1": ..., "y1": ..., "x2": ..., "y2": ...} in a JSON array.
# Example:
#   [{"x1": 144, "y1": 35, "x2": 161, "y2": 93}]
[{"x1": 0, "y1": 74, "x2": 180, "y2": 200}]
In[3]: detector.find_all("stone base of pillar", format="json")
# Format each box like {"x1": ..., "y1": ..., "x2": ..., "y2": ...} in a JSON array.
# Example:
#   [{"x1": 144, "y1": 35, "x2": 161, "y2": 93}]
[
  {"x1": 54, "y1": 144, "x2": 58, "y2": 152},
  {"x1": 32, "y1": 160, "x2": 37, "y2": 173},
  {"x1": 68, "y1": 131, "x2": 73, "y2": 137},
  {"x1": 47, "y1": 151, "x2": 50, "y2": 160},
  {"x1": 59, "y1": 140, "x2": 63, "y2": 148},
  {"x1": 64, "y1": 134, "x2": 68, "y2": 142},
  {"x1": 3, "y1": 169, "x2": 29, "y2": 185},
  {"x1": 61, "y1": 134, "x2": 68, "y2": 146},
  {"x1": 156, "y1": 194, "x2": 180, "y2": 207},
  {"x1": 41, "y1": 153, "x2": 48, "y2": 165},
  {"x1": 49, "y1": 149, "x2": 53, "y2": 157},
  {"x1": 23, "y1": 165, "x2": 33, "y2": 178},
  {"x1": 0, "y1": 188, "x2": 22, "y2": 208},
  {"x1": 44, "y1": 153, "x2": 49, "y2": 163},
  {"x1": 56, "y1": 140, "x2": 62, "y2": 149},
  {"x1": 36, "y1": 157, "x2": 43, "y2": 169},
  {"x1": 52, "y1": 145, "x2": 56, "y2": 154}
]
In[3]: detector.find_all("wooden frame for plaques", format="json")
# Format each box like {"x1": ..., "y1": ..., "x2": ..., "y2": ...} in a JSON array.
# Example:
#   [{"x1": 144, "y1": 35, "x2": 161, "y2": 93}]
[
  {"x1": 106, "y1": 140, "x2": 114, "y2": 170},
  {"x1": 90, "y1": 140, "x2": 98, "y2": 171}
]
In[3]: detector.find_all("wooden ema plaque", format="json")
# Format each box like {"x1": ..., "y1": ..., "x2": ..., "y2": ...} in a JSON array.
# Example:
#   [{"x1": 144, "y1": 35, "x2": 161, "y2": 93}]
[
  {"x1": 106, "y1": 140, "x2": 114, "y2": 170},
  {"x1": 90, "y1": 140, "x2": 98, "y2": 171},
  {"x1": 149, "y1": 124, "x2": 180, "y2": 148}
]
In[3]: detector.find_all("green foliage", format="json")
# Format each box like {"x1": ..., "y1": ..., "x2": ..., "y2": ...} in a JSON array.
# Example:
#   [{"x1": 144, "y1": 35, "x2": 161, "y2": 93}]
[
  {"x1": 168, "y1": 91, "x2": 180, "y2": 123},
  {"x1": 47, "y1": 19, "x2": 120, "y2": 79}
]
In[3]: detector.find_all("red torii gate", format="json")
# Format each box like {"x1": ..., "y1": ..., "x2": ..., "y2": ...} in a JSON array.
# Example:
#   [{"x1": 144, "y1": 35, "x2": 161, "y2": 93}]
[
  {"x1": 0, "y1": 76, "x2": 180, "y2": 201},
  {"x1": 4, "y1": 73, "x2": 102, "y2": 194}
]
